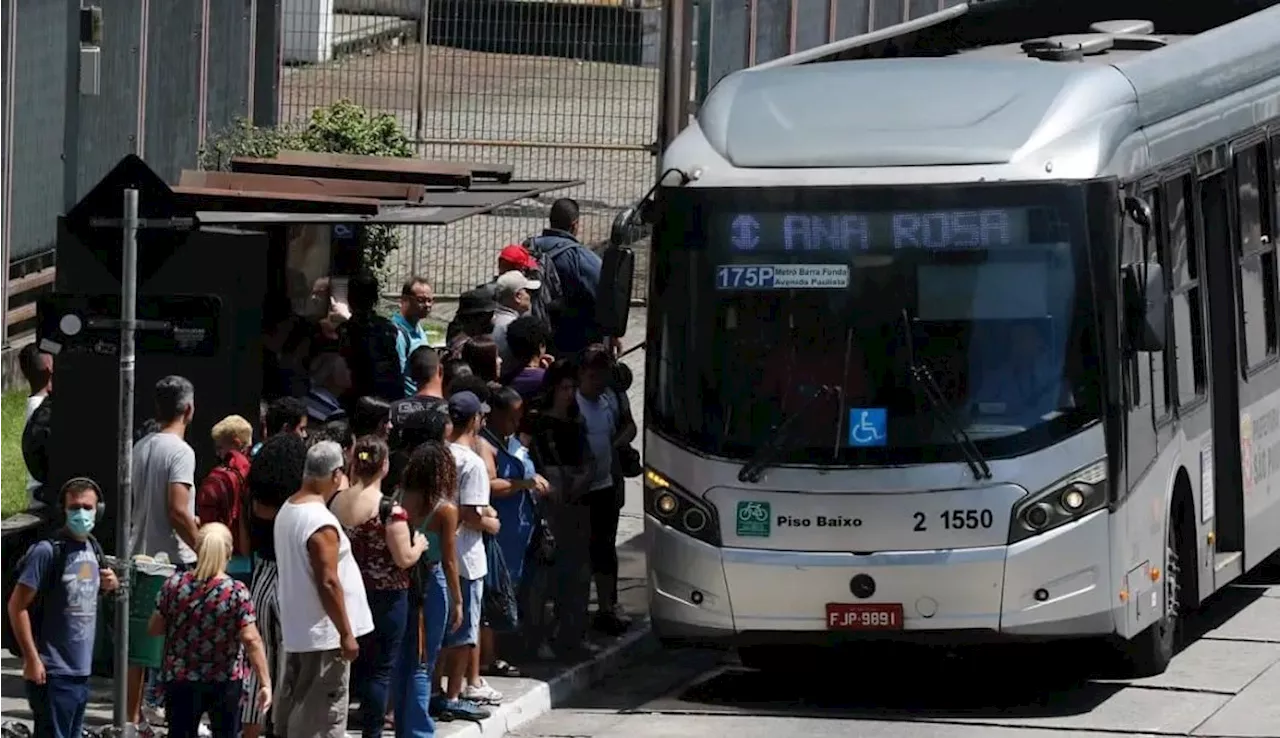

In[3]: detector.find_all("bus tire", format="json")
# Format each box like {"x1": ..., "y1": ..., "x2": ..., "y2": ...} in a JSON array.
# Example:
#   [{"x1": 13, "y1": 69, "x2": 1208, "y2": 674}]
[
  {"x1": 1122, "y1": 519, "x2": 1184, "y2": 677},
  {"x1": 737, "y1": 645, "x2": 791, "y2": 672}
]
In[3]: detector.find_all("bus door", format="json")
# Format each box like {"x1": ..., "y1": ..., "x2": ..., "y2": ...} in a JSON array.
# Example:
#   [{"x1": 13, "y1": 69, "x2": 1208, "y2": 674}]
[{"x1": 1197, "y1": 166, "x2": 1246, "y2": 584}]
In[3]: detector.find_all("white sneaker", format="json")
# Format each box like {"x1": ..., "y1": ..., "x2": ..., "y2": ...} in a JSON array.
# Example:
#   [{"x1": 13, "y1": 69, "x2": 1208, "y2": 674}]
[
  {"x1": 463, "y1": 678, "x2": 504, "y2": 704},
  {"x1": 198, "y1": 722, "x2": 213, "y2": 738},
  {"x1": 141, "y1": 704, "x2": 165, "y2": 726}
]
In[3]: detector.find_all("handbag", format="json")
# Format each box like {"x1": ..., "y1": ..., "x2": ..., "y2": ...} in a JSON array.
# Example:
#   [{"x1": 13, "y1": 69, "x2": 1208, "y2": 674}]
[
  {"x1": 611, "y1": 389, "x2": 643, "y2": 479},
  {"x1": 482, "y1": 534, "x2": 520, "y2": 633},
  {"x1": 528, "y1": 496, "x2": 557, "y2": 566}
]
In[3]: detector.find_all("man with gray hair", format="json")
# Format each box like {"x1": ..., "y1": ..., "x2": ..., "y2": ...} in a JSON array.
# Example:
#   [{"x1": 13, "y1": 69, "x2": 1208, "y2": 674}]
[
  {"x1": 306, "y1": 352, "x2": 352, "y2": 424},
  {"x1": 273, "y1": 441, "x2": 374, "y2": 738},
  {"x1": 126, "y1": 375, "x2": 198, "y2": 728},
  {"x1": 491, "y1": 270, "x2": 541, "y2": 371}
]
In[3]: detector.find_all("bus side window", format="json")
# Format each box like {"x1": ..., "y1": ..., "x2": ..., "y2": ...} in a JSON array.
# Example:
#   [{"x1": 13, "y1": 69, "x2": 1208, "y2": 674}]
[
  {"x1": 1122, "y1": 194, "x2": 1151, "y2": 411},
  {"x1": 1164, "y1": 174, "x2": 1208, "y2": 408},
  {"x1": 1145, "y1": 188, "x2": 1172, "y2": 421},
  {"x1": 1234, "y1": 141, "x2": 1278, "y2": 370}
]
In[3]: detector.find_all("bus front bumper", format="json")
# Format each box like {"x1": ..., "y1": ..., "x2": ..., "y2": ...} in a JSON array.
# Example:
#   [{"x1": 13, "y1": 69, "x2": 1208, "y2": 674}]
[{"x1": 647, "y1": 508, "x2": 1115, "y2": 647}]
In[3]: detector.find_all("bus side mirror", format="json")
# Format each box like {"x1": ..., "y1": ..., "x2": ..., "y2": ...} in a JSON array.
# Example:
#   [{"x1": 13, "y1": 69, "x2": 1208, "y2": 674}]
[
  {"x1": 609, "y1": 207, "x2": 644, "y2": 248},
  {"x1": 595, "y1": 245, "x2": 636, "y2": 338},
  {"x1": 1123, "y1": 262, "x2": 1166, "y2": 353}
]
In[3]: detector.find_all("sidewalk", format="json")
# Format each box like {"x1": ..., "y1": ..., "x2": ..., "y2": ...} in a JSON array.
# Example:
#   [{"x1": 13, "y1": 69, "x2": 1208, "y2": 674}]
[{"x1": 0, "y1": 541, "x2": 651, "y2": 738}]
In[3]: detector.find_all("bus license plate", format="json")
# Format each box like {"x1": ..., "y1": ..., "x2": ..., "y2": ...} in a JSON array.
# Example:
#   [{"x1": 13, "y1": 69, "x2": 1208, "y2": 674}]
[{"x1": 826, "y1": 603, "x2": 904, "y2": 630}]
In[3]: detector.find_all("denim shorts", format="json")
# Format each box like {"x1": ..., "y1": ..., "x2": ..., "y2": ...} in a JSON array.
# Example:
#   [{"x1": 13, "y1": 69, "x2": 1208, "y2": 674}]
[{"x1": 442, "y1": 577, "x2": 483, "y2": 648}]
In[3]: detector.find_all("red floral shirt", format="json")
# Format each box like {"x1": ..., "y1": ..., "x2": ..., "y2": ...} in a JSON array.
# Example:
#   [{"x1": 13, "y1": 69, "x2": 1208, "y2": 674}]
[
  {"x1": 347, "y1": 505, "x2": 412, "y2": 591},
  {"x1": 157, "y1": 571, "x2": 256, "y2": 683}
]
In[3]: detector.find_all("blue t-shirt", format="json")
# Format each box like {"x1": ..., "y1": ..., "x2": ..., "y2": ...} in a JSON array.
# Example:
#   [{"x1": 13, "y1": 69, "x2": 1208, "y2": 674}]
[
  {"x1": 17, "y1": 539, "x2": 100, "y2": 677},
  {"x1": 393, "y1": 313, "x2": 427, "y2": 397}
]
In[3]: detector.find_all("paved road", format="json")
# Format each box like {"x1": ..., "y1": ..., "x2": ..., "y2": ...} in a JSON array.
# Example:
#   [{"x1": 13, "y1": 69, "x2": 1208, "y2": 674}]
[{"x1": 511, "y1": 556, "x2": 1280, "y2": 738}]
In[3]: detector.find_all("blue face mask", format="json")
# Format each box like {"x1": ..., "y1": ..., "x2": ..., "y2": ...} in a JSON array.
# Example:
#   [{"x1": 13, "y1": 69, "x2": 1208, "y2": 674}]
[{"x1": 66, "y1": 508, "x2": 96, "y2": 536}]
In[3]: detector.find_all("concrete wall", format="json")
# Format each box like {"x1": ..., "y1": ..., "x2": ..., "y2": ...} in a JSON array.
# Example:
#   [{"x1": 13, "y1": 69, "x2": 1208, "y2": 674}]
[{"x1": 283, "y1": 0, "x2": 335, "y2": 64}]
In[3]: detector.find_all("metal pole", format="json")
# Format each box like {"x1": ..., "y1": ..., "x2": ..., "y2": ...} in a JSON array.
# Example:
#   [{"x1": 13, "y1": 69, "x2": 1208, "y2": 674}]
[
  {"x1": 656, "y1": 0, "x2": 693, "y2": 181},
  {"x1": 112, "y1": 187, "x2": 139, "y2": 733}
]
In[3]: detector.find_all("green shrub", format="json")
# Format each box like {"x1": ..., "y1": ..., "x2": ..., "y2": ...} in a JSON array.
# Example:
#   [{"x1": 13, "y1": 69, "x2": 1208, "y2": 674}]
[{"x1": 199, "y1": 101, "x2": 414, "y2": 270}]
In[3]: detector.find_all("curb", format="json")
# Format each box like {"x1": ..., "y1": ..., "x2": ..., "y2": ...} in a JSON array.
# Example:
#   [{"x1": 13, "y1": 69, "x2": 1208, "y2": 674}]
[{"x1": 442, "y1": 621, "x2": 658, "y2": 737}]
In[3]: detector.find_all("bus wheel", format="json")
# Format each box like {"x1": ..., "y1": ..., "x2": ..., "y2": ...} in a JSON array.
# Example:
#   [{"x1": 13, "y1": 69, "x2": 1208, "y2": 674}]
[
  {"x1": 1123, "y1": 522, "x2": 1182, "y2": 677},
  {"x1": 737, "y1": 645, "x2": 792, "y2": 672}
]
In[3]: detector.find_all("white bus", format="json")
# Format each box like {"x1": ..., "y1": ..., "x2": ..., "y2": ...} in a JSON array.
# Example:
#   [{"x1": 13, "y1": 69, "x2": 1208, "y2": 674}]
[{"x1": 639, "y1": 1, "x2": 1280, "y2": 676}]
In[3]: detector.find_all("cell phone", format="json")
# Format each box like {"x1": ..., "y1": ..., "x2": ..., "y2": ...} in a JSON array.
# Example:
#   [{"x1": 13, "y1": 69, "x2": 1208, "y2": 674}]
[{"x1": 329, "y1": 276, "x2": 349, "y2": 303}]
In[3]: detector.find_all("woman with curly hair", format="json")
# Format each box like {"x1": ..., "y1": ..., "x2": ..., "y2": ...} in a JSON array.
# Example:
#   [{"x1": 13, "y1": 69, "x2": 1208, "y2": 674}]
[{"x1": 394, "y1": 441, "x2": 468, "y2": 733}]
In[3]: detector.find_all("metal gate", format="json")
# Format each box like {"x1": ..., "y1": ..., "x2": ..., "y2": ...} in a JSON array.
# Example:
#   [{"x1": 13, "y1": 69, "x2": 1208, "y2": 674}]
[
  {"x1": 695, "y1": 0, "x2": 966, "y2": 99},
  {"x1": 277, "y1": 0, "x2": 660, "y2": 300}
]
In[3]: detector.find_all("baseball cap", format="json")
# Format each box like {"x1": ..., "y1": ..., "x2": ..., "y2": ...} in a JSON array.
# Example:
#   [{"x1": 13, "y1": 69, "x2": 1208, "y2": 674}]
[
  {"x1": 456, "y1": 287, "x2": 498, "y2": 317},
  {"x1": 499, "y1": 244, "x2": 538, "y2": 271},
  {"x1": 448, "y1": 391, "x2": 491, "y2": 419},
  {"x1": 495, "y1": 269, "x2": 542, "y2": 294}
]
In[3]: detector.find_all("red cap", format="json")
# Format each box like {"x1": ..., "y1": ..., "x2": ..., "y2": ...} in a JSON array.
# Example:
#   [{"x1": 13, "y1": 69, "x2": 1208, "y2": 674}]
[{"x1": 498, "y1": 244, "x2": 538, "y2": 271}]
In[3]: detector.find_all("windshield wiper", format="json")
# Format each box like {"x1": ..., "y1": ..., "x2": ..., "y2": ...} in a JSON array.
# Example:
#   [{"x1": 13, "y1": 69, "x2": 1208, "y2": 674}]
[
  {"x1": 899, "y1": 309, "x2": 992, "y2": 481},
  {"x1": 738, "y1": 384, "x2": 837, "y2": 484}
]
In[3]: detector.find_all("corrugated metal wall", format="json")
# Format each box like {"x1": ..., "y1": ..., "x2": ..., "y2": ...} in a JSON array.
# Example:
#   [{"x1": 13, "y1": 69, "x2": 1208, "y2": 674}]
[
  {"x1": 2, "y1": 0, "x2": 272, "y2": 267},
  {"x1": 696, "y1": 0, "x2": 966, "y2": 99}
]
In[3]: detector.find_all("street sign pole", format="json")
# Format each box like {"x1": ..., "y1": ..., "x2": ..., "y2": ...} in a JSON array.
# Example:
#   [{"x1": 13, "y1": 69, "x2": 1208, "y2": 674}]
[{"x1": 113, "y1": 187, "x2": 139, "y2": 736}]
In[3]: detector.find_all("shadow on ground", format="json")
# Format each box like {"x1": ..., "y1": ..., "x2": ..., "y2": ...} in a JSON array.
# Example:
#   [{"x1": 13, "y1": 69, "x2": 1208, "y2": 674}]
[{"x1": 559, "y1": 552, "x2": 1280, "y2": 723}]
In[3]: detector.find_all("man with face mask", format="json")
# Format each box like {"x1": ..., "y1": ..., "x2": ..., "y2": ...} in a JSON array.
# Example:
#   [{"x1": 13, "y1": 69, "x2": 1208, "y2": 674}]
[
  {"x1": 7, "y1": 478, "x2": 120, "y2": 738},
  {"x1": 274, "y1": 441, "x2": 375, "y2": 738}
]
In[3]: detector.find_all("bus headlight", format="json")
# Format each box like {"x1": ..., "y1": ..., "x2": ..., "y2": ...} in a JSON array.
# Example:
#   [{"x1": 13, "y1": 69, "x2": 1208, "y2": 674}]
[
  {"x1": 644, "y1": 468, "x2": 721, "y2": 546},
  {"x1": 1009, "y1": 462, "x2": 1107, "y2": 544}
]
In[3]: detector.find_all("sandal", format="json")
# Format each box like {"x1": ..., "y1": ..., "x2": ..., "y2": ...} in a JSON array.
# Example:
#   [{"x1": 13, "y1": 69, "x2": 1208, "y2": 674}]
[{"x1": 482, "y1": 659, "x2": 522, "y2": 678}]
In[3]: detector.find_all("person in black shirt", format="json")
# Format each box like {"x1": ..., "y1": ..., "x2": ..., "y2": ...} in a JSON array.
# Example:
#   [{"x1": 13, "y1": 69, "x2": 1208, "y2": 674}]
[{"x1": 241, "y1": 433, "x2": 306, "y2": 738}]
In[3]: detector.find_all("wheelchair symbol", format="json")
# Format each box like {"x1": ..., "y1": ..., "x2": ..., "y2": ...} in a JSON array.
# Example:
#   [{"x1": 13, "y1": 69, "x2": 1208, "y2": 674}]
[{"x1": 848, "y1": 408, "x2": 887, "y2": 447}]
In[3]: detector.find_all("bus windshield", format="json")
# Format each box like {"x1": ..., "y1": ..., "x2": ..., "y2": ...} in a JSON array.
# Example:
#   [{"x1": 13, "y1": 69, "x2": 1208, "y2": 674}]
[{"x1": 645, "y1": 183, "x2": 1104, "y2": 466}]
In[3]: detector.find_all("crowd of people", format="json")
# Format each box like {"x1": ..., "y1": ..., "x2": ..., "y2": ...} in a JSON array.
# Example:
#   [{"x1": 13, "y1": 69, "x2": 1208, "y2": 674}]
[{"x1": 7, "y1": 198, "x2": 642, "y2": 738}]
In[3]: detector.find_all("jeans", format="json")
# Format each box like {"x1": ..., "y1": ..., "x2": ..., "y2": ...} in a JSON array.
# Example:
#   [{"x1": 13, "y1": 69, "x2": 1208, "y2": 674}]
[
  {"x1": 25, "y1": 675, "x2": 90, "y2": 738},
  {"x1": 164, "y1": 680, "x2": 242, "y2": 738},
  {"x1": 548, "y1": 498, "x2": 593, "y2": 649},
  {"x1": 354, "y1": 588, "x2": 409, "y2": 738},
  {"x1": 393, "y1": 564, "x2": 448, "y2": 738},
  {"x1": 441, "y1": 577, "x2": 482, "y2": 649}
]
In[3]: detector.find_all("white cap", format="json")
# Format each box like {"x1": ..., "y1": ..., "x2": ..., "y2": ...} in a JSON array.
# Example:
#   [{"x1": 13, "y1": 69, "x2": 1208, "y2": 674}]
[{"x1": 495, "y1": 270, "x2": 542, "y2": 296}]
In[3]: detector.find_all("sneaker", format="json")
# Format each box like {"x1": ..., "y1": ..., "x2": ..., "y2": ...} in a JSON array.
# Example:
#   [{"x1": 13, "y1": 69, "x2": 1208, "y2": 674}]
[
  {"x1": 463, "y1": 679, "x2": 504, "y2": 704},
  {"x1": 440, "y1": 698, "x2": 490, "y2": 722},
  {"x1": 141, "y1": 704, "x2": 165, "y2": 727},
  {"x1": 428, "y1": 693, "x2": 451, "y2": 721},
  {"x1": 198, "y1": 722, "x2": 213, "y2": 738},
  {"x1": 552, "y1": 640, "x2": 603, "y2": 663},
  {"x1": 592, "y1": 611, "x2": 631, "y2": 636}
]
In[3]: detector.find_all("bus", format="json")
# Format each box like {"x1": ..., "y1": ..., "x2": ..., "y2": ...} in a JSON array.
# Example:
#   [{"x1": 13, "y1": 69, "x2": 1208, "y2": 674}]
[{"x1": 639, "y1": 0, "x2": 1280, "y2": 676}]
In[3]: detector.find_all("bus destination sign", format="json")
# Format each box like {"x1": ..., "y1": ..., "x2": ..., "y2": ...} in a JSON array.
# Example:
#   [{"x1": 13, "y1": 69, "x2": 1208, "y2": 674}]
[
  {"x1": 715, "y1": 264, "x2": 849, "y2": 291},
  {"x1": 723, "y1": 207, "x2": 1030, "y2": 253}
]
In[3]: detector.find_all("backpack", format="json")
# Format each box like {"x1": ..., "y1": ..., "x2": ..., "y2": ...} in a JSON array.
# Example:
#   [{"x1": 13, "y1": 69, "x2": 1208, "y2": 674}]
[
  {"x1": 1, "y1": 533, "x2": 105, "y2": 652},
  {"x1": 524, "y1": 236, "x2": 575, "y2": 328},
  {"x1": 339, "y1": 315, "x2": 404, "y2": 402},
  {"x1": 21, "y1": 393, "x2": 53, "y2": 496},
  {"x1": 202, "y1": 458, "x2": 248, "y2": 548}
]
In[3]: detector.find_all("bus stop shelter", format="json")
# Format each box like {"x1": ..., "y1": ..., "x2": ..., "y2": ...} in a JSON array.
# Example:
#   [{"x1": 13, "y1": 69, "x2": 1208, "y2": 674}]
[{"x1": 41, "y1": 152, "x2": 582, "y2": 556}]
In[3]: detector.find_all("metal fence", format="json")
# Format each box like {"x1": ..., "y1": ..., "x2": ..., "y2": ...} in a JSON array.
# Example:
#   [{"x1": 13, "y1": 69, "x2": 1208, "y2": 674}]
[
  {"x1": 277, "y1": 0, "x2": 661, "y2": 300},
  {"x1": 695, "y1": 0, "x2": 965, "y2": 98},
  {"x1": 0, "y1": 0, "x2": 274, "y2": 274}
]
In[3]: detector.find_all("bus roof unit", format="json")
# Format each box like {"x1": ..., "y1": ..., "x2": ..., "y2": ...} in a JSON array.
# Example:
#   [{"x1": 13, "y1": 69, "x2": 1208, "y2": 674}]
[{"x1": 688, "y1": 2, "x2": 1280, "y2": 175}]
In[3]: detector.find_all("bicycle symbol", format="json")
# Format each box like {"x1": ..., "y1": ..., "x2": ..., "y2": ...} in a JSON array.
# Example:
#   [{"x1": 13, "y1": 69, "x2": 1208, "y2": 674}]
[
  {"x1": 738, "y1": 501, "x2": 769, "y2": 522},
  {"x1": 848, "y1": 408, "x2": 887, "y2": 447}
]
